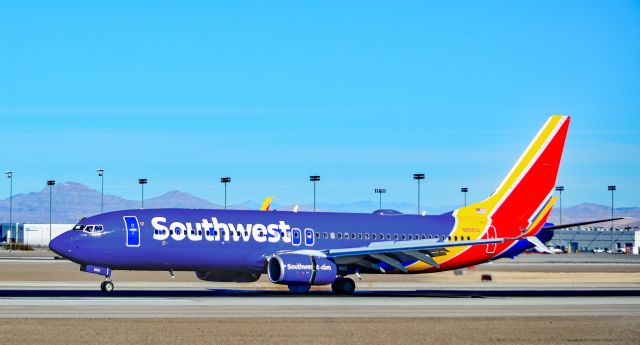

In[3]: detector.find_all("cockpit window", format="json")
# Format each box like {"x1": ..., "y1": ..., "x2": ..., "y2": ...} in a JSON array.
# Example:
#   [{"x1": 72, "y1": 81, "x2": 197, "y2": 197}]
[{"x1": 74, "y1": 224, "x2": 104, "y2": 233}]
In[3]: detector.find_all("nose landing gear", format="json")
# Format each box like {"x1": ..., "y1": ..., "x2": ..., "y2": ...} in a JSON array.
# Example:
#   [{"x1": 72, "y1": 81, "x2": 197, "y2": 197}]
[{"x1": 100, "y1": 277, "x2": 114, "y2": 293}]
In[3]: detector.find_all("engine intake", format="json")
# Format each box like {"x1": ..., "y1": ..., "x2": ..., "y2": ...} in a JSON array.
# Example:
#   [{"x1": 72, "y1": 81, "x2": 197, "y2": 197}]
[{"x1": 267, "y1": 253, "x2": 337, "y2": 286}]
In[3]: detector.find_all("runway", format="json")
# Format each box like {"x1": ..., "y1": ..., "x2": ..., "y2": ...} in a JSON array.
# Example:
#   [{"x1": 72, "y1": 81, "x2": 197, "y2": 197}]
[
  {"x1": 1, "y1": 252, "x2": 640, "y2": 319},
  {"x1": 1, "y1": 285, "x2": 639, "y2": 318},
  {"x1": 1, "y1": 254, "x2": 640, "y2": 344}
]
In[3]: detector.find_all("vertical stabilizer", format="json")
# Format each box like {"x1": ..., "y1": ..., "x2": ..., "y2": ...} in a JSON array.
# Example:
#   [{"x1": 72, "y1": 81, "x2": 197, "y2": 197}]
[{"x1": 481, "y1": 115, "x2": 570, "y2": 238}]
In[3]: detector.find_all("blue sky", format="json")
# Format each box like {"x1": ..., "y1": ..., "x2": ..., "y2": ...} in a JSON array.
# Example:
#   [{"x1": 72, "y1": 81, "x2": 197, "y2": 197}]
[{"x1": 0, "y1": 1, "x2": 638, "y2": 209}]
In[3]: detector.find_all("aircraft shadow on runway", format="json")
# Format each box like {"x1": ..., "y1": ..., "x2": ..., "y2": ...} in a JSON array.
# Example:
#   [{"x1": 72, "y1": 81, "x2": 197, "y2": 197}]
[{"x1": 1, "y1": 289, "x2": 639, "y2": 298}]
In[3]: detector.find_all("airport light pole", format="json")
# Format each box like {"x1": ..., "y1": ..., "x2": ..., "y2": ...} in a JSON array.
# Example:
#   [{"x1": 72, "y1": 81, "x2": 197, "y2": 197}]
[
  {"x1": 97, "y1": 168, "x2": 104, "y2": 213},
  {"x1": 5, "y1": 171, "x2": 13, "y2": 246},
  {"x1": 608, "y1": 185, "x2": 616, "y2": 252},
  {"x1": 413, "y1": 173, "x2": 425, "y2": 214},
  {"x1": 555, "y1": 186, "x2": 564, "y2": 250},
  {"x1": 221, "y1": 177, "x2": 231, "y2": 210},
  {"x1": 374, "y1": 188, "x2": 386, "y2": 210},
  {"x1": 461, "y1": 187, "x2": 469, "y2": 207},
  {"x1": 310, "y1": 175, "x2": 320, "y2": 212},
  {"x1": 47, "y1": 180, "x2": 55, "y2": 245},
  {"x1": 138, "y1": 179, "x2": 147, "y2": 209}
]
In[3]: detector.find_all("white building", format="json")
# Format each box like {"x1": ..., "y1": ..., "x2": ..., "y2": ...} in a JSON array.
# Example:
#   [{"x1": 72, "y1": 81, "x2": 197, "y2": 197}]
[{"x1": 22, "y1": 224, "x2": 75, "y2": 247}]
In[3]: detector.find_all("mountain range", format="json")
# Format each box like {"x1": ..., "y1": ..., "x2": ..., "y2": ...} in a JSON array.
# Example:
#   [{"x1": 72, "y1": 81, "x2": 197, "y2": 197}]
[{"x1": 0, "y1": 182, "x2": 637, "y2": 228}]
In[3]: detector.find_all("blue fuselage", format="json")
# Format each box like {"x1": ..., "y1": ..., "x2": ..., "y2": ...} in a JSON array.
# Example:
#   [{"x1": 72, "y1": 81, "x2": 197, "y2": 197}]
[{"x1": 51, "y1": 208, "x2": 457, "y2": 272}]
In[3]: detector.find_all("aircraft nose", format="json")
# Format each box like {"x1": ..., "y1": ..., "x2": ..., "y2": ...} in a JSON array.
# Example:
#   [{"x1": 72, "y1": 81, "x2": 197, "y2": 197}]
[{"x1": 49, "y1": 231, "x2": 72, "y2": 256}]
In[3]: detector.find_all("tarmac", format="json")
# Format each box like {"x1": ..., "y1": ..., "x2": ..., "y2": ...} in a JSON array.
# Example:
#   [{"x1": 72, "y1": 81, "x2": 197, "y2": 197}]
[{"x1": 1, "y1": 250, "x2": 639, "y2": 344}]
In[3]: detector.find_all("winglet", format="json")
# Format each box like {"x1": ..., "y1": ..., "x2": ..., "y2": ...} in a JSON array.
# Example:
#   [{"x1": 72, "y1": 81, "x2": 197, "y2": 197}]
[{"x1": 260, "y1": 196, "x2": 273, "y2": 211}]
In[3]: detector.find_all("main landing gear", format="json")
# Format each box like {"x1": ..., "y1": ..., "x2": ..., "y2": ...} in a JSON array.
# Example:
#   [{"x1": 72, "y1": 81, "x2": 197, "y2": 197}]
[
  {"x1": 100, "y1": 276, "x2": 114, "y2": 293},
  {"x1": 331, "y1": 277, "x2": 355, "y2": 295}
]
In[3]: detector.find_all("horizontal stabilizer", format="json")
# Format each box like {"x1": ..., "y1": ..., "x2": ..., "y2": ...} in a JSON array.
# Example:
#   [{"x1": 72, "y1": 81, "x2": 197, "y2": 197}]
[
  {"x1": 542, "y1": 217, "x2": 629, "y2": 231},
  {"x1": 526, "y1": 236, "x2": 552, "y2": 254}
]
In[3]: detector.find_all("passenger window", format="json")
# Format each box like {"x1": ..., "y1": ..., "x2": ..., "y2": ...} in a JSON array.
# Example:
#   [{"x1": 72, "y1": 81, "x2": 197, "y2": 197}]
[
  {"x1": 380, "y1": 233, "x2": 384, "y2": 240},
  {"x1": 324, "y1": 232, "x2": 328, "y2": 239},
  {"x1": 337, "y1": 233, "x2": 342, "y2": 239},
  {"x1": 421, "y1": 234, "x2": 426, "y2": 240},
  {"x1": 365, "y1": 233, "x2": 369, "y2": 240},
  {"x1": 330, "y1": 232, "x2": 335, "y2": 239},
  {"x1": 344, "y1": 232, "x2": 349, "y2": 239},
  {"x1": 394, "y1": 234, "x2": 399, "y2": 240},
  {"x1": 358, "y1": 233, "x2": 363, "y2": 239},
  {"x1": 315, "y1": 232, "x2": 320, "y2": 238},
  {"x1": 408, "y1": 234, "x2": 413, "y2": 240},
  {"x1": 351, "y1": 233, "x2": 356, "y2": 239},
  {"x1": 467, "y1": 236, "x2": 470, "y2": 241},
  {"x1": 401, "y1": 234, "x2": 406, "y2": 240},
  {"x1": 386, "y1": 234, "x2": 391, "y2": 240},
  {"x1": 454, "y1": 236, "x2": 457, "y2": 241}
]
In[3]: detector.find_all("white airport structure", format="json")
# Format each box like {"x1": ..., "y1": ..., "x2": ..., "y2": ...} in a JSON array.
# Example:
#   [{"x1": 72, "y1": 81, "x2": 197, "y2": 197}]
[
  {"x1": 1, "y1": 223, "x2": 75, "y2": 247},
  {"x1": 547, "y1": 228, "x2": 640, "y2": 254}
]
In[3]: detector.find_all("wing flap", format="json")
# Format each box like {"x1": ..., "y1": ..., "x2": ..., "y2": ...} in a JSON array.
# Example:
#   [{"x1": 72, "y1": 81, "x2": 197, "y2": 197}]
[{"x1": 403, "y1": 250, "x2": 441, "y2": 268}]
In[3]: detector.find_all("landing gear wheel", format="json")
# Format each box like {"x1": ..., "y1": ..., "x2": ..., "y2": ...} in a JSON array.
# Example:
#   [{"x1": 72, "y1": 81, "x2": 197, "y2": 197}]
[
  {"x1": 100, "y1": 280, "x2": 114, "y2": 293},
  {"x1": 288, "y1": 284, "x2": 311, "y2": 293},
  {"x1": 331, "y1": 277, "x2": 356, "y2": 295}
]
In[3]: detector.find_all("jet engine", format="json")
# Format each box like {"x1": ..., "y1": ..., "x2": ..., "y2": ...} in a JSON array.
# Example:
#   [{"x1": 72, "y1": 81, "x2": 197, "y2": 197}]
[
  {"x1": 267, "y1": 253, "x2": 337, "y2": 285},
  {"x1": 195, "y1": 268, "x2": 261, "y2": 282}
]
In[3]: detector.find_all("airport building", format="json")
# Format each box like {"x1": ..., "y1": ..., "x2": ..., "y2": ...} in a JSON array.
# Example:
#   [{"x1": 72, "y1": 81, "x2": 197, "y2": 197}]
[
  {"x1": 548, "y1": 228, "x2": 640, "y2": 254},
  {"x1": 1, "y1": 223, "x2": 75, "y2": 247}
]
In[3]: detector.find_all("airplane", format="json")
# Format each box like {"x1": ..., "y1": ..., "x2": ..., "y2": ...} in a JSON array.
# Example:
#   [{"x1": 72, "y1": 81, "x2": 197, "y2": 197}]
[{"x1": 48, "y1": 115, "x2": 622, "y2": 294}]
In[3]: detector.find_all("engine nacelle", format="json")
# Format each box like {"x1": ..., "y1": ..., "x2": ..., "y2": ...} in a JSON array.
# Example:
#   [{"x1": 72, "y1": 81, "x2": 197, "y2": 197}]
[
  {"x1": 267, "y1": 253, "x2": 337, "y2": 286},
  {"x1": 195, "y1": 268, "x2": 261, "y2": 282}
]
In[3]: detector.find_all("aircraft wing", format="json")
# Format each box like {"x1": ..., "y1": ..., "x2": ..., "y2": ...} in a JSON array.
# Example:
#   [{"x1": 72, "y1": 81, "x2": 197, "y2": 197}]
[
  {"x1": 541, "y1": 217, "x2": 628, "y2": 231},
  {"x1": 324, "y1": 238, "x2": 503, "y2": 272}
]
